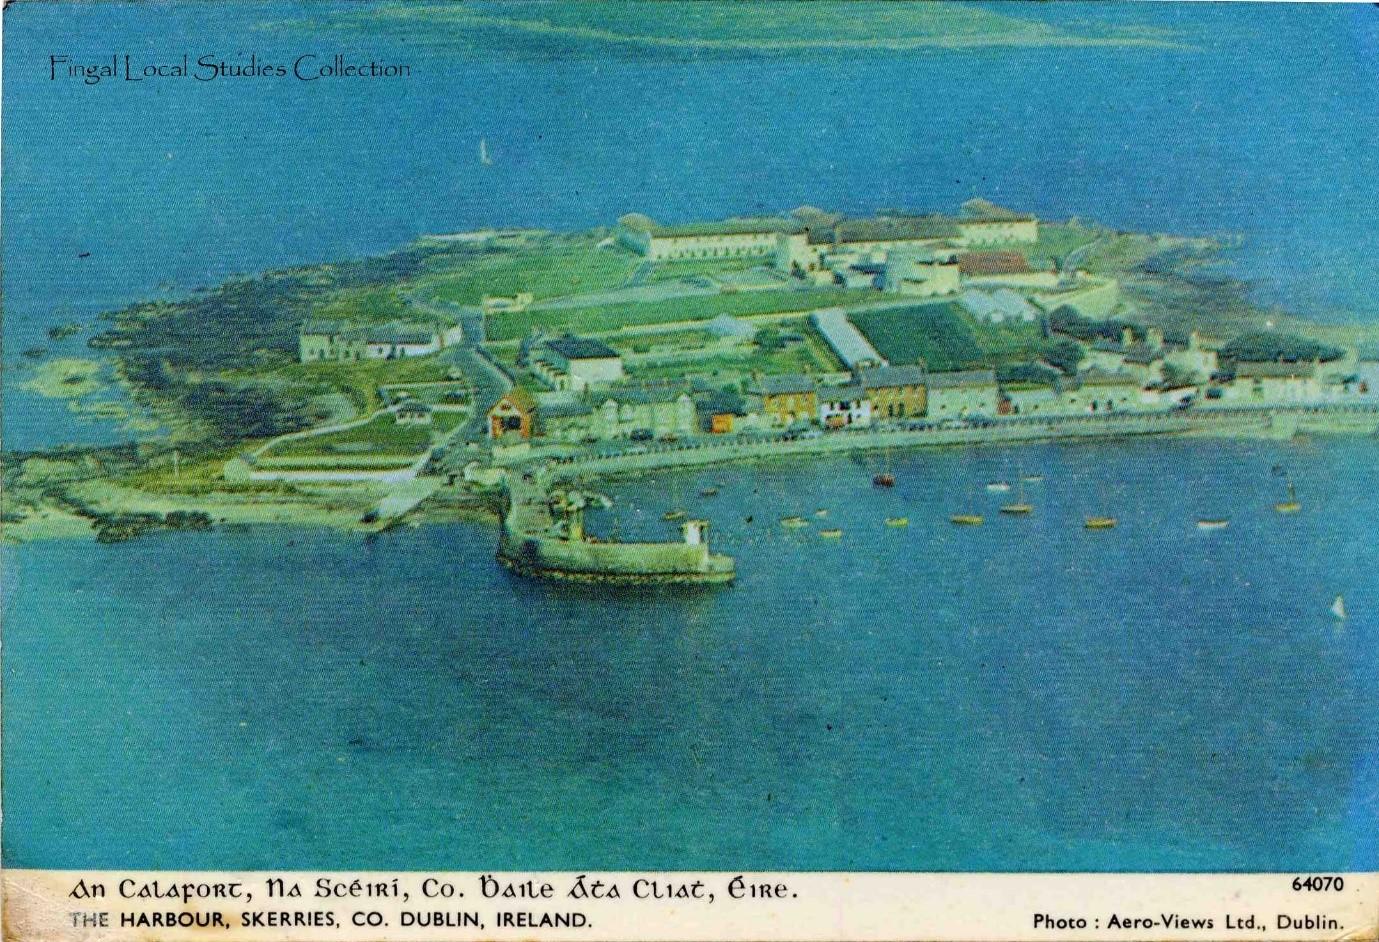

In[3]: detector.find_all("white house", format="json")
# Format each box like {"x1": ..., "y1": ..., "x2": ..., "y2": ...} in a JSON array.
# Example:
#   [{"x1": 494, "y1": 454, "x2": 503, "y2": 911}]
[
  {"x1": 618, "y1": 213, "x2": 799, "y2": 261},
  {"x1": 925, "y1": 369, "x2": 1000, "y2": 418},
  {"x1": 955, "y1": 199, "x2": 1039, "y2": 245},
  {"x1": 884, "y1": 253, "x2": 961, "y2": 297},
  {"x1": 531, "y1": 335, "x2": 625, "y2": 391},
  {"x1": 818, "y1": 384, "x2": 872, "y2": 429}
]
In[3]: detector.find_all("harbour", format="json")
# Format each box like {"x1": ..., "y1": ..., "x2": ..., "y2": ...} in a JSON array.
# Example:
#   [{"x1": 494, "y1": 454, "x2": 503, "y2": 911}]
[{"x1": 4, "y1": 434, "x2": 1376, "y2": 871}]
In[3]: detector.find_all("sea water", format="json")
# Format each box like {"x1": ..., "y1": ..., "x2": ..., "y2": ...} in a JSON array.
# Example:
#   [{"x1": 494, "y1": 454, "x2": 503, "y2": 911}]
[
  {"x1": 5, "y1": 2, "x2": 1379, "y2": 448},
  {"x1": 4, "y1": 437, "x2": 1376, "y2": 870}
]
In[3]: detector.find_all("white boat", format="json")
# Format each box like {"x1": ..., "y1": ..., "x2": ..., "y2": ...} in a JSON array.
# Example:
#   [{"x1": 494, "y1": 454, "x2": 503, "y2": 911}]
[
  {"x1": 985, "y1": 481, "x2": 1011, "y2": 493},
  {"x1": 1196, "y1": 518, "x2": 1229, "y2": 531},
  {"x1": 1331, "y1": 595, "x2": 1347, "y2": 620},
  {"x1": 479, "y1": 138, "x2": 493, "y2": 165}
]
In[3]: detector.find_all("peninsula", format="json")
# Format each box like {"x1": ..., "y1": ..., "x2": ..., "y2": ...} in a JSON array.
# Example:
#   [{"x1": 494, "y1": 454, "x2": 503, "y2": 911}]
[{"x1": 7, "y1": 201, "x2": 1379, "y2": 582}]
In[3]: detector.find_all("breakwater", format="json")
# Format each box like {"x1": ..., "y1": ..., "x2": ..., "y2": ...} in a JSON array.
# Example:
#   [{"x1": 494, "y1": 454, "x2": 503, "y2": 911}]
[{"x1": 497, "y1": 474, "x2": 734, "y2": 585}]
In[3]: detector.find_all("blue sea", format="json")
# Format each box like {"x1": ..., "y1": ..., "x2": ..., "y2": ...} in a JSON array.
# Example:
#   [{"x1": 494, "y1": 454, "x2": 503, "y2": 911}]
[
  {"x1": 3, "y1": 2, "x2": 1378, "y2": 870},
  {"x1": 4, "y1": 438, "x2": 1377, "y2": 870}
]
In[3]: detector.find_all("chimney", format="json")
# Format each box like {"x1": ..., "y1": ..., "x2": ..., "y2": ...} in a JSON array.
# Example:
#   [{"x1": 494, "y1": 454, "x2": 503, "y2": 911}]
[
  {"x1": 1120, "y1": 326, "x2": 1135, "y2": 348},
  {"x1": 1147, "y1": 327, "x2": 1164, "y2": 351},
  {"x1": 1188, "y1": 330, "x2": 1200, "y2": 351}
]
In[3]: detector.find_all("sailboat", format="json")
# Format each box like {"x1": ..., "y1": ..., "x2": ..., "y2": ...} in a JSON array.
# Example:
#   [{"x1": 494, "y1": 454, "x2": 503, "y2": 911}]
[
  {"x1": 1331, "y1": 595, "x2": 1347, "y2": 620},
  {"x1": 1085, "y1": 479, "x2": 1117, "y2": 529},
  {"x1": 1274, "y1": 480, "x2": 1301, "y2": 514},
  {"x1": 951, "y1": 482, "x2": 984, "y2": 525},
  {"x1": 479, "y1": 138, "x2": 494, "y2": 165},
  {"x1": 1000, "y1": 478, "x2": 1033, "y2": 515},
  {"x1": 872, "y1": 445, "x2": 895, "y2": 487}
]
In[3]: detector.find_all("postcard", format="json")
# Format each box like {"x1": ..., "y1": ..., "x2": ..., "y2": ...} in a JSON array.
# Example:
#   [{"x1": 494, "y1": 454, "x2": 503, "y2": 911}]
[{"x1": 2, "y1": 2, "x2": 1377, "y2": 940}]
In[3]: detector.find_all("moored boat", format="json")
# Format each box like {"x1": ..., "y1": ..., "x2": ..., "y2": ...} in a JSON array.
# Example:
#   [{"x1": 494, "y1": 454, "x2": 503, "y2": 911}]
[
  {"x1": 950, "y1": 514, "x2": 983, "y2": 526},
  {"x1": 885, "y1": 516, "x2": 909, "y2": 527},
  {"x1": 819, "y1": 528, "x2": 843, "y2": 539},
  {"x1": 1000, "y1": 479, "x2": 1033, "y2": 515},
  {"x1": 1084, "y1": 516, "x2": 1117, "y2": 530},
  {"x1": 873, "y1": 472, "x2": 895, "y2": 488},
  {"x1": 985, "y1": 481, "x2": 1011, "y2": 493},
  {"x1": 1197, "y1": 518, "x2": 1229, "y2": 531},
  {"x1": 663, "y1": 509, "x2": 687, "y2": 521},
  {"x1": 1274, "y1": 481, "x2": 1301, "y2": 514},
  {"x1": 781, "y1": 515, "x2": 809, "y2": 528}
]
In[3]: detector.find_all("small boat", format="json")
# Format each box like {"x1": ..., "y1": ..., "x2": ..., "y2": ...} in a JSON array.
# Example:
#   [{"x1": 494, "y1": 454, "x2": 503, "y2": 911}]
[
  {"x1": 662, "y1": 509, "x2": 687, "y2": 521},
  {"x1": 1084, "y1": 516, "x2": 1117, "y2": 530},
  {"x1": 781, "y1": 515, "x2": 809, "y2": 528},
  {"x1": 1331, "y1": 595, "x2": 1347, "y2": 620},
  {"x1": 873, "y1": 472, "x2": 896, "y2": 488},
  {"x1": 479, "y1": 137, "x2": 494, "y2": 165},
  {"x1": 1021, "y1": 474, "x2": 1044, "y2": 484},
  {"x1": 949, "y1": 514, "x2": 984, "y2": 526},
  {"x1": 885, "y1": 516, "x2": 909, "y2": 527},
  {"x1": 1000, "y1": 480, "x2": 1033, "y2": 515},
  {"x1": 985, "y1": 481, "x2": 1011, "y2": 493},
  {"x1": 1274, "y1": 481, "x2": 1301, "y2": 514},
  {"x1": 1197, "y1": 518, "x2": 1229, "y2": 531},
  {"x1": 699, "y1": 486, "x2": 720, "y2": 497},
  {"x1": 819, "y1": 528, "x2": 843, "y2": 539},
  {"x1": 814, "y1": 508, "x2": 829, "y2": 518}
]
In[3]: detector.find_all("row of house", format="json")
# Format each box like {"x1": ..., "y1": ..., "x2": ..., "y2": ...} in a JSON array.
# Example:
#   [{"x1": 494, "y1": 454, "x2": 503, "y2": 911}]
[
  {"x1": 298, "y1": 319, "x2": 463, "y2": 363},
  {"x1": 489, "y1": 347, "x2": 1369, "y2": 443},
  {"x1": 616, "y1": 200, "x2": 1039, "y2": 269},
  {"x1": 746, "y1": 366, "x2": 999, "y2": 428}
]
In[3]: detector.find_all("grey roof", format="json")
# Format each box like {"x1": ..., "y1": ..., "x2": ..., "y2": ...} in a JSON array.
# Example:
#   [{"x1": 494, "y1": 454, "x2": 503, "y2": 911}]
[
  {"x1": 366, "y1": 324, "x2": 435, "y2": 345},
  {"x1": 1234, "y1": 359, "x2": 1318, "y2": 378},
  {"x1": 538, "y1": 400, "x2": 594, "y2": 418},
  {"x1": 857, "y1": 364, "x2": 927, "y2": 389},
  {"x1": 926, "y1": 369, "x2": 998, "y2": 389},
  {"x1": 695, "y1": 390, "x2": 748, "y2": 415},
  {"x1": 960, "y1": 198, "x2": 1035, "y2": 222},
  {"x1": 819, "y1": 384, "x2": 866, "y2": 403},
  {"x1": 808, "y1": 215, "x2": 960, "y2": 246},
  {"x1": 599, "y1": 385, "x2": 693, "y2": 405},
  {"x1": 750, "y1": 374, "x2": 817, "y2": 396},
  {"x1": 811, "y1": 309, "x2": 884, "y2": 368},
  {"x1": 622, "y1": 215, "x2": 801, "y2": 237},
  {"x1": 543, "y1": 336, "x2": 620, "y2": 360},
  {"x1": 300, "y1": 319, "x2": 351, "y2": 336}
]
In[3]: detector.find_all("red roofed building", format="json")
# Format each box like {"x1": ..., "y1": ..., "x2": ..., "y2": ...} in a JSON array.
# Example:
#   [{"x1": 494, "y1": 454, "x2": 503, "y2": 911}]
[{"x1": 957, "y1": 251, "x2": 1033, "y2": 277}]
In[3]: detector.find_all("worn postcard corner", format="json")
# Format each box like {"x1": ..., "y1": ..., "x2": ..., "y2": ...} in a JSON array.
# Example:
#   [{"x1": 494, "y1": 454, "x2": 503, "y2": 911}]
[{"x1": 2, "y1": 1, "x2": 1377, "y2": 941}]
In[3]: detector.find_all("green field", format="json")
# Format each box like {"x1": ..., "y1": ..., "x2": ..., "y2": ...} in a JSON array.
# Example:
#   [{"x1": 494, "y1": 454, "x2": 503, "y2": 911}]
[
  {"x1": 419, "y1": 239, "x2": 639, "y2": 306},
  {"x1": 852, "y1": 304, "x2": 1063, "y2": 372},
  {"x1": 486, "y1": 288, "x2": 867, "y2": 342},
  {"x1": 268, "y1": 411, "x2": 463, "y2": 459},
  {"x1": 268, "y1": 354, "x2": 456, "y2": 415},
  {"x1": 850, "y1": 304, "x2": 986, "y2": 370}
]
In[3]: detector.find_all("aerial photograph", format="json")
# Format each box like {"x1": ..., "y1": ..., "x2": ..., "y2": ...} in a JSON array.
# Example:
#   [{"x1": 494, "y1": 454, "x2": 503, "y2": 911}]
[{"x1": 2, "y1": 0, "x2": 1377, "y2": 879}]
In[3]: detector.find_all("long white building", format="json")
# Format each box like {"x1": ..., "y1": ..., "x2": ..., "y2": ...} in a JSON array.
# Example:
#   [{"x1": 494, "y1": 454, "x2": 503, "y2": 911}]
[{"x1": 617, "y1": 213, "x2": 800, "y2": 261}]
